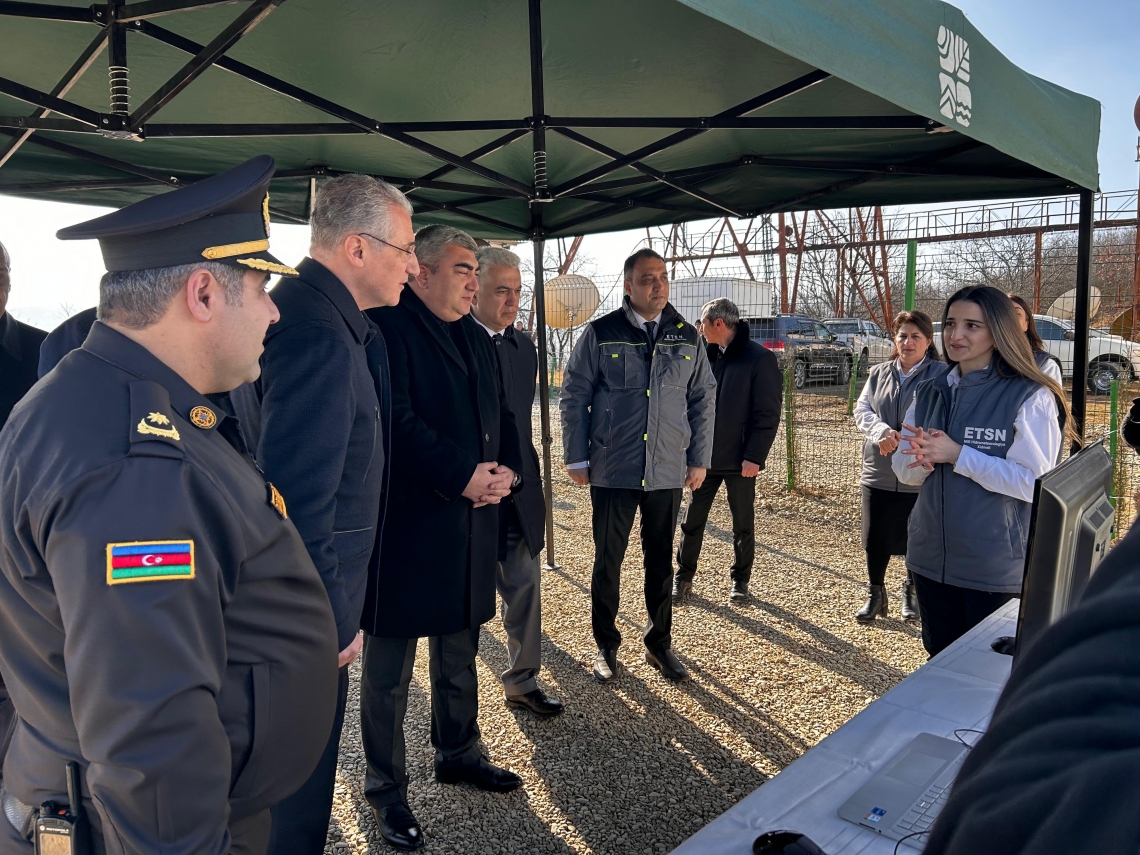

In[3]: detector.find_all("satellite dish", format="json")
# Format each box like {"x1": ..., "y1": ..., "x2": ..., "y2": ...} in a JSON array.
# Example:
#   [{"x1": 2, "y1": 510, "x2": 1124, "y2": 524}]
[
  {"x1": 1044, "y1": 286, "x2": 1101, "y2": 320},
  {"x1": 544, "y1": 274, "x2": 600, "y2": 329}
]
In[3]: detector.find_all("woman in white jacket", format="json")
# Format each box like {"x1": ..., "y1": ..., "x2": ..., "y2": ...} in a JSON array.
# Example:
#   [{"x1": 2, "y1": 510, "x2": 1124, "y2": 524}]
[{"x1": 852, "y1": 311, "x2": 945, "y2": 623}]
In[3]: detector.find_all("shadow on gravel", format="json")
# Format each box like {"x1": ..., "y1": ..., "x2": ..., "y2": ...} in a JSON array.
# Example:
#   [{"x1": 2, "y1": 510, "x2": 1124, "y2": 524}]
[
  {"x1": 686, "y1": 594, "x2": 905, "y2": 695},
  {"x1": 477, "y1": 628, "x2": 769, "y2": 855},
  {"x1": 703, "y1": 521, "x2": 865, "y2": 589}
]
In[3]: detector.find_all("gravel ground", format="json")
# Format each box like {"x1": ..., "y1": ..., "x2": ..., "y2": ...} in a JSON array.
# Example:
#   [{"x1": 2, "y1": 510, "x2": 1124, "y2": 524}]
[{"x1": 325, "y1": 466, "x2": 926, "y2": 855}]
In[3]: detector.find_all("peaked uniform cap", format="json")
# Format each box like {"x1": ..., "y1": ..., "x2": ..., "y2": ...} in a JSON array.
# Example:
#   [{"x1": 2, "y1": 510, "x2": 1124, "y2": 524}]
[{"x1": 57, "y1": 155, "x2": 297, "y2": 277}]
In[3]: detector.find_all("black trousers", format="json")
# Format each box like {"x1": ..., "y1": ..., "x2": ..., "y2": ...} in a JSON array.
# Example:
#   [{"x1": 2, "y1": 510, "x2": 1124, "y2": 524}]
[
  {"x1": 911, "y1": 573, "x2": 1017, "y2": 658},
  {"x1": 590, "y1": 486, "x2": 682, "y2": 653},
  {"x1": 675, "y1": 473, "x2": 756, "y2": 583},
  {"x1": 359, "y1": 628, "x2": 482, "y2": 809},
  {"x1": 266, "y1": 665, "x2": 349, "y2": 855}
]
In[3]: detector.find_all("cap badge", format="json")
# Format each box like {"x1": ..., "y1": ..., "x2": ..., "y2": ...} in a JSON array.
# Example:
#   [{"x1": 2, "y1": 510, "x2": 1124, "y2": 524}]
[
  {"x1": 189, "y1": 406, "x2": 217, "y2": 429},
  {"x1": 262, "y1": 192, "x2": 271, "y2": 237},
  {"x1": 137, "y1": 411, "x2": 180, "y2": 441}
]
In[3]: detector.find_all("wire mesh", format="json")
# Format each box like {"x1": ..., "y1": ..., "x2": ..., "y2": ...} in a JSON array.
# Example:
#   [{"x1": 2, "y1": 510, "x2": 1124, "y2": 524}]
[{"x1": 529, "y1": 189, "x2": 1140, "y2": 540}]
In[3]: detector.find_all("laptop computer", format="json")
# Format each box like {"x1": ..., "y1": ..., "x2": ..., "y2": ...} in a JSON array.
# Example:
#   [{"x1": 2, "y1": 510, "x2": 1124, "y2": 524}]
[{"x1": 836, "y1": 733, "x2": 968, "y2": 849}]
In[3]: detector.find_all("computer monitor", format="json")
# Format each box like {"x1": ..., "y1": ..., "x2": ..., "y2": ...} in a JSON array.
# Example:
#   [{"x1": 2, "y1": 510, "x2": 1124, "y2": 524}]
[{"x1": 1013, "y1": 440, "x2": 1115, "y2": 658}]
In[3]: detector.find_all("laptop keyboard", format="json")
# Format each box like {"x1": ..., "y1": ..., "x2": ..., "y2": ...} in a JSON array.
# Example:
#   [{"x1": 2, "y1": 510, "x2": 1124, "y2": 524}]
[{"x1": 894, "y1": 753, "x2": 965, "y2": 838}]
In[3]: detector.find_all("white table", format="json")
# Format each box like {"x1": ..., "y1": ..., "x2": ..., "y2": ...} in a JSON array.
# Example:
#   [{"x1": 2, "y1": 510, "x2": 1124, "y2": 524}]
[{"x1": 673, "y1": 600, "x2": 1019, "y2": 854}]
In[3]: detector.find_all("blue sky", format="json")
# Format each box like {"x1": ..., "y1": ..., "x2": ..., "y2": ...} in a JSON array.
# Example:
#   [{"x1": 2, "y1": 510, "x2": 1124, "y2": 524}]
[{"x1": 2, "y1": 0, "x2": 1138, "y2": 329}]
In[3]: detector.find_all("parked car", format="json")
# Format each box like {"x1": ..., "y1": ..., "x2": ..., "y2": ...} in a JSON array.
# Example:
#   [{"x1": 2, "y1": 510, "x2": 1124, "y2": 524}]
[
  {"x1": 1034, "y1": 315, "x2": 1140, "y2": 394},
  {"x1": 823, "y1": 317, "x2": 893, "y2": 374},
  {"x1": 932, "y1": 316, "x2": 1140, "y2": 394},
  {"x1": 747, "y1": 314, "x2": 855, "y2": 389}
]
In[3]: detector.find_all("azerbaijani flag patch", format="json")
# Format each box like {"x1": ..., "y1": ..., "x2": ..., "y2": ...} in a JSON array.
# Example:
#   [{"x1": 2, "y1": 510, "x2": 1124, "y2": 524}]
[{"x1": 106, "y1": 540, "x2": 195, "y2": 585}]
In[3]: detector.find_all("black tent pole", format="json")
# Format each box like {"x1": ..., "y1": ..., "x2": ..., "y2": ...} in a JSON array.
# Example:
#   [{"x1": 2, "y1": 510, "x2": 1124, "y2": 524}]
[
  {"x1": 528, "y1": 0, "x2": 558, "y2": 569},
  {"x1": 1071, "y1": 187, "x2": 1094, "y2": 453}
]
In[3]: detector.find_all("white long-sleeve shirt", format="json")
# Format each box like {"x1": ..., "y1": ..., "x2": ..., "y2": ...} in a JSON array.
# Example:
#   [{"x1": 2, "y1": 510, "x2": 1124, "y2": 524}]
[
  {"x1": 891, "y1": 366, "x2": 1061, "y2": 503},
  {"x1": 852, "y1": 357, "x2": 929, "y2": 443}
]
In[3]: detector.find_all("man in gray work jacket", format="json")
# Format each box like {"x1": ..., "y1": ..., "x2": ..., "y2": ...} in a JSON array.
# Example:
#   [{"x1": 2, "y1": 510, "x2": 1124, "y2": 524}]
[{"x1": 560, "y1": 248, "x2": 716, "y2": 683}]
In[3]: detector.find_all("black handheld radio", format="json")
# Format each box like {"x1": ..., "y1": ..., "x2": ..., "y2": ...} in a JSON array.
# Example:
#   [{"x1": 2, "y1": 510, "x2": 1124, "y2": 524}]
[{"x1": 33, "y1": 761, "x2": 89, "y2": 855}]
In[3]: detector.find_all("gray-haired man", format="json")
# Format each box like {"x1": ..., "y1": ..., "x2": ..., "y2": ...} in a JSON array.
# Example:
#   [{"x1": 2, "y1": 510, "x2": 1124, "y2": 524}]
[
  {"x1": 471, "y1": 247, "x2": 564, "y2": 717},
  {"x1": 674, "y1": 298, "x2": 782, "y2": 602},
  {"x1": 232, "y1": 173, "x2": 418, "y2": 855}
]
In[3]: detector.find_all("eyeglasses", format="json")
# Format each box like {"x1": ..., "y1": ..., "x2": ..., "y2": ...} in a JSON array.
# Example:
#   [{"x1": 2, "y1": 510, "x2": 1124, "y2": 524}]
[{"x1": 359, "y1": 232, "x2": 416, "y2": 257}]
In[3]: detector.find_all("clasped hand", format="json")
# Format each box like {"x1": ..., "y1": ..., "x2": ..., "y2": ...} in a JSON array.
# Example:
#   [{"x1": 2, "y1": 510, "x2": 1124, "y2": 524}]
[
  {"x1": 900, "y1": 424, "x2": 962, "y2": 470},
  {"x1": 462, "y1": 461, "x2": 515, "y2": 507},
  {"x1": 877, "y1": 430, "x2": 900, "y2": 456}
]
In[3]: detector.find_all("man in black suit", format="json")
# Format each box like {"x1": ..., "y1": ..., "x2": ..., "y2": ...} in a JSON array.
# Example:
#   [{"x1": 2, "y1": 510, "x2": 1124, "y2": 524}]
[
  {"x1": 0, "y1": 241, "x2": 47, "y2": 784},
  {"x1": 361, "y1": 226, "x2": 523, "y2": 851},
  {"x1": 674, "y1": 297, "x2": 782, "y2": 602},
  {"x1": 38, "y1": 306, "x2": 97, "y2": 378},
  {"x1": 470, "y1": 247, "x2": 563, "y2": 717},
  {"x1": 0, "y1": 242, "x2": 47, "y2": 429},
  {"x1": 231, "y1": 174, "x2": 418, "y2": 855}
]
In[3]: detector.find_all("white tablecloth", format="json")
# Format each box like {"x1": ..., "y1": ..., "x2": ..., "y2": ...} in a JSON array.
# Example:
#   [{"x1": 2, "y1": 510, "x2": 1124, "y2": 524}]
[{"x1": 672, "y1": 600, "x2": 1019, "y2": 854}]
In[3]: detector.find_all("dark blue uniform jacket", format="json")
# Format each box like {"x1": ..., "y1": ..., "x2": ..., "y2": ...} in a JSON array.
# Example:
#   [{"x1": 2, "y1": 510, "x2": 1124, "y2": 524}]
[{"x1": 0, "y1": 322, "x2": 337, "y2": 854}]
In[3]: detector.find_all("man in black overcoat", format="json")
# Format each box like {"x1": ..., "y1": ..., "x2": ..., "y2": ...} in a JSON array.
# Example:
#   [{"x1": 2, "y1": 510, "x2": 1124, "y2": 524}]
[
  {"x1": 0, "y1": 241, "x2": 47, "y2": 776},
  {"x1": 674, "y1": 297, "x2": 782, "y2": 602},
  {"x1": 231, "y1": 174, "x2": 418, "y2": 855},
  {"x1": 0, "y1": 242, "x2": 47, "y2": 429},
  {"x1": 470, "y1": 246, "x2": 563, "y2": 717},
  {"x1": 38, "y1": 306, "x2": 97, "y2": 378},
  {"x1": 360, "y1": 225, "x2": 524, "y2": 851}
]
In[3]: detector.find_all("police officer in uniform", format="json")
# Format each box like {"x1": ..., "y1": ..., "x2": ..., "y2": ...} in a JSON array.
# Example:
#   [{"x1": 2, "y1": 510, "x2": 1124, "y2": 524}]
[{"x1": 0, "y1": 156, "x2": 339, "y2": 855}]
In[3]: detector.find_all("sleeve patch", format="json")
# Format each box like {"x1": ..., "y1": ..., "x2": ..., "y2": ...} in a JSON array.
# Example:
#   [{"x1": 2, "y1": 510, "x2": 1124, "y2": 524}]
[{"x1": 106, "y1": 540, "x2": 195, "y2": 585}]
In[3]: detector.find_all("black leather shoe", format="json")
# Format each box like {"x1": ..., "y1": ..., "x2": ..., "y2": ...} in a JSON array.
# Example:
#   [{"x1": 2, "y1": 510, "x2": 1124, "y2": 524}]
[
  {"x1": 644, "y1": 647, "x2": 690, "y2": 681},
  {"x1": 593, "y1": 648, "x2": 619, "y2": 682},
  {"x1": 435, "y1": 756, "x2": 522, "y2": 792},
  {"x1": 373, "y1": 802, "x2": 424, "y2": 851},
  {"x1": 506, "y1": 688, "x2": 564, "y2": 717},
  {"x1": 901, "y1": 578, "x2": 920, "y2": 622},
  {"x1": 672, "y1": 574, "x2": 693, "y2": 603},
  {"x1": 855, "y1": 584, "x2": 888, "y2": 623},
  {"x1": 730, "y1": 580, "x2": 749, "y2": 601}
]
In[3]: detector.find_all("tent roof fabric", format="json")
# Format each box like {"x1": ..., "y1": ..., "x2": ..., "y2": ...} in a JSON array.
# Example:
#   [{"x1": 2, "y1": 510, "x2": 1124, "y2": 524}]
[{"x1": 0, "y1": 0, "x2": 1101, "y2": 240}]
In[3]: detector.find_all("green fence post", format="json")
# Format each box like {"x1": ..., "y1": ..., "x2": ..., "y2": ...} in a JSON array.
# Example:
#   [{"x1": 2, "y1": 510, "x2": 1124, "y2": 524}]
[
  {"x1": 783, "y1": 364, "x2": 796, "y2": 493},
  {"x1": 1110, "y1": 379, "x2": 1121, "y2": 520},
  {"x1": 905, "y1": 240, "x2": 917, "y2": 311},
  {"x1": 847, "y1": 352, "x2": 861, "y2": 416}
]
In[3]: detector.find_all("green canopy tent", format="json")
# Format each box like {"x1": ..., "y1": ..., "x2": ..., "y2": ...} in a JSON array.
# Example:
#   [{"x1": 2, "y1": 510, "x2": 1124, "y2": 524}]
[{"x1": 0, "y1": 0, "x2": 1101, "y2": 563}]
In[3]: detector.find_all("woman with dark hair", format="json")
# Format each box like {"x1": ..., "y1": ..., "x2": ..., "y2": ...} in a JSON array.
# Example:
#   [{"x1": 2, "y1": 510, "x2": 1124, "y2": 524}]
[
  {"x1": 894, "y1": 285, "x2": 1075, "y2": 656},
  {"x1": 852, "y1": 310, "x2": 945, "y2": 623},
  {"x1": 1007, "y1": 292, "x2": 1063, "y2": 383}
]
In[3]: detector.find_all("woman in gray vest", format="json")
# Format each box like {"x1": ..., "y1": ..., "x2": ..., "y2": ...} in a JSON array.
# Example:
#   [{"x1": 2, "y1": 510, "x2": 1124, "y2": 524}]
[
  {"x1": 893, "y1": 286, "x2": 1074, "y2": 657},
  {"x1": 1008, "y1": 292, "x2": 1063, "y2": 383},
  {"x1": 852, "y1": 310, "x2": 945, "y2": 623}
]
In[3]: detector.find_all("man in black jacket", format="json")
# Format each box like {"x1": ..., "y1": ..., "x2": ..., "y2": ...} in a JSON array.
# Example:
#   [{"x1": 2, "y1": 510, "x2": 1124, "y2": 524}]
[
  {"x1": 470, "y1": 246, "x2": 563, "y2": 717},
  {"x1": 0, "y1": 242, "x2": 47, "y2": 429},
  {"x1": 361, "y1": 225, "x2": 523, "y2": 851},
  {"x1": 232, "y1": 173, "x2": 418, "y2": 855},
  {"x1": 38, "y1": 306, "x2": 97, "y2": 378},
  {"x1": 675, "y1": 298, "x2": 782, "y2": 602}
]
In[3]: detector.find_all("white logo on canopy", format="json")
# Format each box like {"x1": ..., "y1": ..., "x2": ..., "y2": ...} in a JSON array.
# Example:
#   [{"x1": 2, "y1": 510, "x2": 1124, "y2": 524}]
[{"x1": 937, "y1": 25, "x2": 971, "y2": 127}]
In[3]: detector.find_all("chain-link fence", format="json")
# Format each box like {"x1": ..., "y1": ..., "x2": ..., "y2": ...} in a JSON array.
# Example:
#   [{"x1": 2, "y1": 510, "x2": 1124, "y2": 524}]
[{"x1": 527, "y1": 188, "x2": 1140, "y2": 542}]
